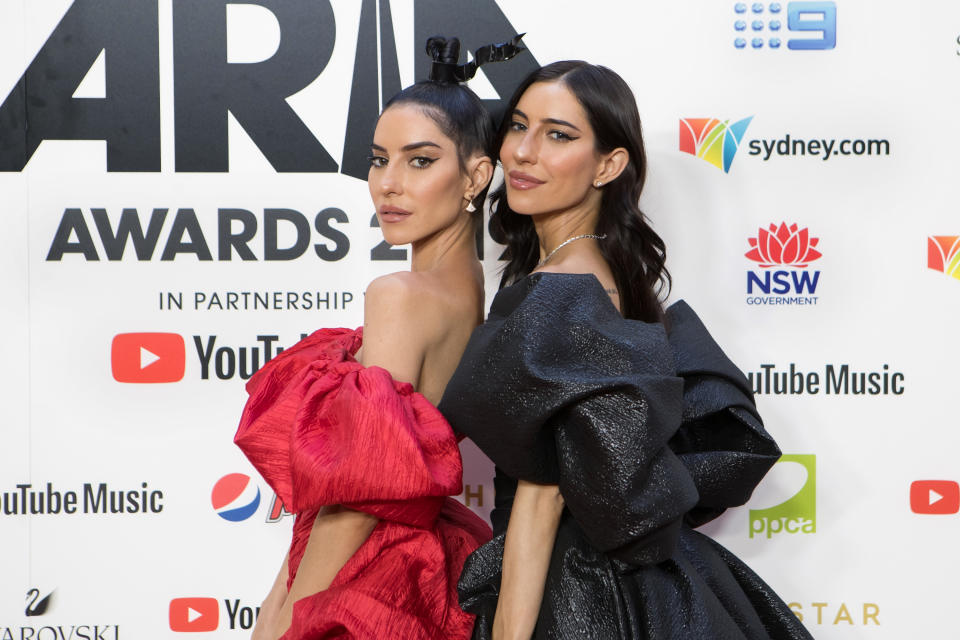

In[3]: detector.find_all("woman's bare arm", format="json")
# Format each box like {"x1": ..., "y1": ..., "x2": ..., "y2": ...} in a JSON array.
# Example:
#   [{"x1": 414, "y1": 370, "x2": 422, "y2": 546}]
[
  {"x1": 263, "y1": 275, "x2": 429, "y2": 638},
  {"x1": 492, "y1": 480, "x2": 565, "y2": 640},
  {"x1": 268, "y1": 507, "x2": 379, "y2": 636},
  {"x1": 251, "y1": 553, "x2": 288, "y2": 640}
]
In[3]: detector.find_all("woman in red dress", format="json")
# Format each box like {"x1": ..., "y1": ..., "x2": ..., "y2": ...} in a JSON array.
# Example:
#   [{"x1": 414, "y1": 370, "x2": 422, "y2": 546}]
[{"x1": 234, "y1": 36, "x2": 523, "y2": 639}]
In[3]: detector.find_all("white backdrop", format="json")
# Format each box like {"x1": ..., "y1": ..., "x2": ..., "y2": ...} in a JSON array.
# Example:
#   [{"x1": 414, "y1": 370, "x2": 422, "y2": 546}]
[{"x1": 2, "y1": 0, "x2": 959, "y2": 637}]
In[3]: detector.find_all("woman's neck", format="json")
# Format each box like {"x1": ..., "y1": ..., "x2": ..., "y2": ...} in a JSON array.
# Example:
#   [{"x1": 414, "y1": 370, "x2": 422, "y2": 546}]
[
  {"x1": 531, "y1": 202, "x2": 601, "y2": 263},
  {"x1": 410, "y1": 212, "x2": 479, "y2": 273}
]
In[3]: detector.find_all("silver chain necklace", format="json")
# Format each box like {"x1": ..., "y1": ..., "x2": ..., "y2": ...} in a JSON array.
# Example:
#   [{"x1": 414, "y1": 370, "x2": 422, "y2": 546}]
[{"x1": 536, "y1": 233, "x2": 607, "y2": 268}]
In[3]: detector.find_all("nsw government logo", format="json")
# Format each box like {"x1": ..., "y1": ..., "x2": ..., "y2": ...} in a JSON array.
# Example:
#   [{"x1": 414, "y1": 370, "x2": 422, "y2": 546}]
[
  {"x1": 749, "y1": 454, "x2": 816, "y2": 539},
  {"x1": 211, "y1": 474, "x2": 261, "y2": 522},
  {"x1": 745, "y1": 222, "x2": 821, "y2": 306},
  {"x1": 927, "y1": 235, "x2": 960, "y2": 282},
  {"x1": 679, "y1": 117, "x2": 753, "y2": 173}
]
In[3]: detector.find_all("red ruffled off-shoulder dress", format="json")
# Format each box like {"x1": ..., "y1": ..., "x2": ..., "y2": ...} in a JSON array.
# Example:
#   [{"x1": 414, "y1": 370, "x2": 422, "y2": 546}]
[{"x1": 235, "y1": 327, "x2": 492, "y2": 639}]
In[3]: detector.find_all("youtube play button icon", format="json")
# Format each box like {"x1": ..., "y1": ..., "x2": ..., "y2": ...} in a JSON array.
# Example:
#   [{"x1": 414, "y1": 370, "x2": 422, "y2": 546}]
[
  {"x1": 910, "y1": 480, "x2": 960, "y2": 515},
  {"x1": 112, "y1": 333, "x2": 185, "y2": 383},
  {"x1": 169, "y1": 597, "x2": 219, "y2": 632}
]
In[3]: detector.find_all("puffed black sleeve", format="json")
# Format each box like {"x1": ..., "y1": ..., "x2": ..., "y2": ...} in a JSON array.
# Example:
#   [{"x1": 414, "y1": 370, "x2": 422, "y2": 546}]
[
  {"x1": 665, "y1": 301, "x2": 781, "y2": 528},
  {"x1": 440, "y1": 273, "x2": 700, "y2": 565}
]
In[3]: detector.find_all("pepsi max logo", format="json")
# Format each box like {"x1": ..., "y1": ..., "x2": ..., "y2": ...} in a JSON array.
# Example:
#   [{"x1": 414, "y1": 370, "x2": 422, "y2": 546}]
[{"x1": 211, "y1": 474, "x2": 261, "y2": 522}]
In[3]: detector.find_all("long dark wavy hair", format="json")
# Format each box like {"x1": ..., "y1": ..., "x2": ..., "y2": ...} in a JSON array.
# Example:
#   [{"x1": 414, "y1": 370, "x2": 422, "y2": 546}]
[
  {"x1": 381, "y1": 36, "x2": 496, "y2": 217},
  {"x1": 489, "y1": 61, "x2": 670, "y2": 322}
]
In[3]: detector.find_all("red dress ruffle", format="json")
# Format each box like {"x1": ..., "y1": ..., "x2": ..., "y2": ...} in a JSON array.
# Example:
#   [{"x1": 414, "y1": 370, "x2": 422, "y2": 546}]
[{"x1": 235, "y1": 328, "x2": 491, "y2": 639}]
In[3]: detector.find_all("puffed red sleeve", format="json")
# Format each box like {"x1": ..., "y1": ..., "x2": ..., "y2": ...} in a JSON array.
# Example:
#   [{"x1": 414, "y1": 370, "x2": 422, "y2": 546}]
[{"x1": 234, "y1": 328, "x2": 463, "y2": 528}]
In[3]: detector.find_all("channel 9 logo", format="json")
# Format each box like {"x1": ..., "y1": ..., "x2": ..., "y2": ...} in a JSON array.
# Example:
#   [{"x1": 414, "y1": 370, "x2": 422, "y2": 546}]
[{"x1": 733, "y1": 2, "x2": 837, "y2": 50}]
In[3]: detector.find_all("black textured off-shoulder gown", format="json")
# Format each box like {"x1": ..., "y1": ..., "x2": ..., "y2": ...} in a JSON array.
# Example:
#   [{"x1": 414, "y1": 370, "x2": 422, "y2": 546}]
[{"x1": 439, "y1": 273, "x2": 812, "y2": 640}]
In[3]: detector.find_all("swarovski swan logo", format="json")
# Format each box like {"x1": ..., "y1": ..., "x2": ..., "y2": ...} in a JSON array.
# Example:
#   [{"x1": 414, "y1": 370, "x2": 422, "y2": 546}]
[{"x1": 25, "y1": 588, "x2": 54, "y2": 617}]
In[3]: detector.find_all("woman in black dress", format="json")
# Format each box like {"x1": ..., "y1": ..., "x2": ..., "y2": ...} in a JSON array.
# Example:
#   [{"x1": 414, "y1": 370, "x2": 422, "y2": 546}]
[{"x1": 439, "y1": 61, "x2": 813, "y2": 640}]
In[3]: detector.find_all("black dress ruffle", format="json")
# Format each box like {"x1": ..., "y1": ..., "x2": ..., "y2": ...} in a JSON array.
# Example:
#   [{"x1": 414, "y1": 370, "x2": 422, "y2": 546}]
[{"x1": 439, "y1": 273, "x2": 811, "y2": 640}]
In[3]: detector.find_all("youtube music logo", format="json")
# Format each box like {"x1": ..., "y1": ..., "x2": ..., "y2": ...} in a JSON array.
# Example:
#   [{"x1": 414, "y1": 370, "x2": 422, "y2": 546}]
[
  {"x1": 169, "y1": 597, "x2": 219, "y2": 632},
  {"x1": 112, "y1": 333, "x2": 185, "y2": 383},
  {"x1": 910, "y1": 480, "x2": 960, "y2": 515}
]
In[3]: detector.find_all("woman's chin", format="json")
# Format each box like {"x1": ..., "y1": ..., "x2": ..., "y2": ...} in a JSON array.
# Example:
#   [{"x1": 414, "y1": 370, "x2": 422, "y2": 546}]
[
  {"x1": 379, "y1": 228, "x2": 415, "y2": 247},
  {"x1": 504, "y1": 194, "x2": 546, "y2": 217},
  {"x1": 505, "y1": 204, "x2": 548, "y2": 217}
]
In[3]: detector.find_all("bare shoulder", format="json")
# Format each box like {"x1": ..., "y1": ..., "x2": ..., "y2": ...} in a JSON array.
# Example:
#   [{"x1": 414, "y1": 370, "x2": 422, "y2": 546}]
[
  {"x1": 364, "y1": 272, "x2": 436, "y2": 344},
  {"x1": 360, "y1": 272, "x2": 433, "y2": 384},
  {"x1": 370, "y1": 268, "x2": 466, "y2": 318},
  {"x1": 365, "y1": 272, "x2": 418, "y2": 310},
  {"x1": 364, "y1": 271, "x2": 446, "y2": 326}
]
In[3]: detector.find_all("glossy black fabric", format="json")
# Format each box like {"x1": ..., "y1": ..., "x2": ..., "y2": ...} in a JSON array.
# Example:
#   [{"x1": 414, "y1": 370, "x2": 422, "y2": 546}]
[{"x1": 439, "y1": 273, "x2": 812, "y2": 640}]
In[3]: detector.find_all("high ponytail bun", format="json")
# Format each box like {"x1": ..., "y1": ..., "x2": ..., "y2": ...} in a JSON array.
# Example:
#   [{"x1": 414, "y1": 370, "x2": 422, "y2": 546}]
[
  {"x1": 385, "y1": 35, "x2": 495, "y2": 166},
  {"x1": 425, "y1": 36, "x2": 461, "y2": 66}
]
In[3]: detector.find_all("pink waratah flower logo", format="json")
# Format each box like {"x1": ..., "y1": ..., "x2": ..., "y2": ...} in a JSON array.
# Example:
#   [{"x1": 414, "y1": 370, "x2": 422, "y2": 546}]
[{"x1": 745, "y1": 223, "x2": 822, "y2": 268}]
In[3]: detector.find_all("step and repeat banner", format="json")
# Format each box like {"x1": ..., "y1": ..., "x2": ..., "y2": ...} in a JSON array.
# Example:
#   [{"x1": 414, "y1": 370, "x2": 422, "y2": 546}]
[{"x1": 2, "y1": 0, "x2": 958, "y2": 637}]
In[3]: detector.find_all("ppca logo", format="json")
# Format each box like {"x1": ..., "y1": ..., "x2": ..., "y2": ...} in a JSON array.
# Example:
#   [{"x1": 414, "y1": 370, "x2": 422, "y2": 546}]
[{"x1": 749, "y1": 454, "x2": 816, "y2": 539}]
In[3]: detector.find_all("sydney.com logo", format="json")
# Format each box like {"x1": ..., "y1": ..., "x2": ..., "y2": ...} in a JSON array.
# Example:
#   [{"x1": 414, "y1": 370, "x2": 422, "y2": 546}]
[
  {"x1": 749, "y1": 454, "x2": 816, "y2": 539},
  {"x1": 928, "y1": 236, "x2": 960, "y2": 282},
  {"x1": 679, "y1": 116, "x2": 890, "y2": 173}
]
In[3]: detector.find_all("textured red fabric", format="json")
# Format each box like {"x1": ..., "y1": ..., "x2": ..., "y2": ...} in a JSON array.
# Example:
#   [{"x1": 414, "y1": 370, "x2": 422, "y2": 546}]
[{"x1": 235, "y1": 328, "x2": 491, "y2": 639}]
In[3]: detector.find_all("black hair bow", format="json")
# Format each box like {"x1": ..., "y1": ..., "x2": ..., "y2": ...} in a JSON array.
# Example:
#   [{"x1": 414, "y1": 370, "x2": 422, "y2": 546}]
[{"x1": 430, "y1": 34, "x2": 526, "y2": 84}]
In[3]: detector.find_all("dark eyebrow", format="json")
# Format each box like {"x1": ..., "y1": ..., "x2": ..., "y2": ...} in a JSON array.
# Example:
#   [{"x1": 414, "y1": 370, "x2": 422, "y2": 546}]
[
  {"x1": 370, "y1": 141, "x2": 442, "y2": 153},
  {"x1": 401, "y1": 141, "x2": 442, "y2": 152},
  {"x1": 510, "y1": 109, "x2": 581, "y2": 133},
  {"x1": 543, "y1": 118, "x2": 581, "y2": 132}
]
